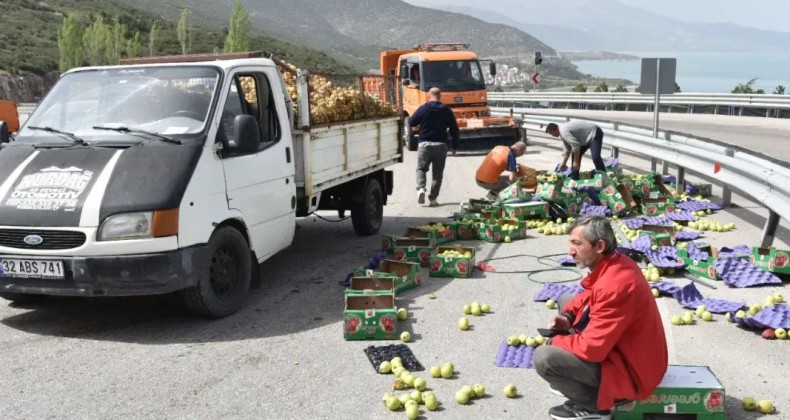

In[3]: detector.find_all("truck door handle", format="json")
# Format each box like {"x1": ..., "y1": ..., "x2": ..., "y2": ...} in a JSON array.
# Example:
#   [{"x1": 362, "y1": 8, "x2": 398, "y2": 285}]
[{"x1": 285, "y1": 147, "x2": 291, "y2": 163}]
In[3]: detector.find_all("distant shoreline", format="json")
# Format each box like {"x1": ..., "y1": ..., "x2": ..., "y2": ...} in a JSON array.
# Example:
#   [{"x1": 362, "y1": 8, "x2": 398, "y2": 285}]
[{"x1": 560, "y1": 51, "x2": 641, "y2": 61}]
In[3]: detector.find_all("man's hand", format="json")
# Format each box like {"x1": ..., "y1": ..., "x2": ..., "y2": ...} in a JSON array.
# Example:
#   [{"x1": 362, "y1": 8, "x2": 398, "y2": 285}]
[
  {"x1": 549, "y1": 315, "x2": 571, "y2": 331},
  {"x1": 559, "y1": 164, "x2": 568, "y2": 171}
]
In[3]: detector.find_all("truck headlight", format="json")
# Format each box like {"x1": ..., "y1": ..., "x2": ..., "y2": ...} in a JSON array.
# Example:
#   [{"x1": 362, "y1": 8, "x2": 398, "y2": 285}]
[{"x1": 98, "y1": 209, "x2": 178, "y2": 241}]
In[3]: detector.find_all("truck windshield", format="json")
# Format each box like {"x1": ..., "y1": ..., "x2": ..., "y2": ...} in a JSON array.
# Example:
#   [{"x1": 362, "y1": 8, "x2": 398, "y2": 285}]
[
  {"x1": 17, "y1": 66, "x2": 220, "y2": 142},
  {"x1": 421, "y1": 60, "x2": 484, "y2": 92}
]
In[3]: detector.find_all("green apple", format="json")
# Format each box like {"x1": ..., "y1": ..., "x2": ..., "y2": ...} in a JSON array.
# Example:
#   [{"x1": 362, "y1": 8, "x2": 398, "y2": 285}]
[
  {"x1": 459, "y1": 317, "x2": 470, "y2": 330},
  {"x1": 535, "y1": 335, "x2": 546, "y2": 345},
  {"x1": 410, "y1": 390, "x2": 423, "y2": 404},
  {"x1": 460, "y1": 385, "x2": 474, "y2": 398},
  {"x1": 471, "y1": 300, "x2": 480, "y2": 307},
  {"x1": 405, "y1": 404, "x2": 419, "y2": 420},
  {"x1": 382, "y1": 392, "x2": 394, "y2": 405},
  {"x1": 735, "y1": 310, "x2": 747, "y2": 318},
  {"x1": 414, "y1": 377, "x2": 427, "y2": 391},
  {"x1": 525, "y1": 336, "x2": 537, "y2": 347},
  {"x1": 463, "y1": 304, "x2": 472, "y2": 314},
  {"x1": 429, "y1": 365, "x2": 441, "y2": 378},
  {"x1": 472, "y1": 383, "x2": 486, "y2": 398},
  {"x1": 701, "y1": 311, "x2": 713, "y2": 322},
  {"x1": 391, "y1": 356, "x2": 403, "y2": 367},
  {"x1": 385, "y1": 395, "x2": 402, "y2": 411},
  {"x1": 742, "y1": 397, "x2": 756, "y2": 411},
  {"x1": 455, "y1": 390, "x2": 470, "y2": 404},
  {"x1": 424, "y1": 394, "x2": 438, "y2": 411},
  {"x1": 400, "y1": 331, "x2": 411, "y2": 343},
  {"x1": 765, "y1": 295, "x2": 776, "y2": 307},
  {"x1": 775, "y1": 328, "x2": 787, "y2": 339},
  {"x1": 405, "y1": 399, "x2": 418, "y2": 409},
  {"x1": 518, "y1": 334, "x2": 528, "y2": 345},
  {"x1": 403, "y1": 374, "x2": 416, "y2": 387},
  {"x1": 504, "y1": 236, "x2": 512, "y2": 243},
  {"x1": 507, "y1": 336, "x2": 521, "y2": 346},
  {"x1": 724, "y1": 312, "x2": 732, "y2": 323},
  {"x1": 681, "y1": 312, "x2": 694, "y2": 325},
  {"x1": 546, "y1": 299, "x2": 557, "y2": 309},
  {"x1": 396, "y1": 368, "x2": 409, "y2": 379},
  {"x1": 774, "y1": 293, "x2": 784, "y2": 303},
  {"x1": 748, "y1": 304, "x2": 762, "y2": 315},
  {"x1": 399, "y1": 393, "x2": 411, "y2": 405},
  {"x1": 757, "y1": 399, "x2": 774, "y2": 414},
  {"x1": 503, "y1": 384, "x2": 518, "y2": 398},
  {"x1": 440, "y1": 363, "x2": 454, "y2": 379},
  {"x1": 671, "y1": 315, "x2": 682, "y2": 326},
  {"x1": 652, "y1": 288, "x2": 660, "y2": 298},
  {"x1": 379, "y1": 361, "x2": 392, "y2": 374},
  {"x1": 397, "y1": 307, "x2": 408, "y2": 320},
  {"x1": 471, "y1": 304, "x2": 482, "y2": 316},
  {"x1": 481, "y1": 303, "x2": 491, "y2": 313}
]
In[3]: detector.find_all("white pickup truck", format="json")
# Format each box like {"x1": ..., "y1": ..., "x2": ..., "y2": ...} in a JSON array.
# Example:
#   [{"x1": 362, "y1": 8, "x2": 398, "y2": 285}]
[{"x1": 0, "y1": 52, "x2": 401, "y2": 317}]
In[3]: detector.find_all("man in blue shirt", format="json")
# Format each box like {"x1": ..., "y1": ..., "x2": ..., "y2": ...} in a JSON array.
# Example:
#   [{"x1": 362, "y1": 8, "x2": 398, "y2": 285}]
[{"x1": 409, "y1": 87, "x2": 460, "y2": 206}]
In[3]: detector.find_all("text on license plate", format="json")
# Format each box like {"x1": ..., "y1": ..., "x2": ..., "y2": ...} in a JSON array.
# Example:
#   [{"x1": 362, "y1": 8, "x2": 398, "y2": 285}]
[{"x1": 0, "y1": 258, "x2": 65, "y2": 279}]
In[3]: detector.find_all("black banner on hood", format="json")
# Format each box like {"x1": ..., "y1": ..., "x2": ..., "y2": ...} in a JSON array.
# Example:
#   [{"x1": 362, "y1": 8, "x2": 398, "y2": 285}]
[{"x1": 0, "y1": 148, "x2": 117, "y2": 227}]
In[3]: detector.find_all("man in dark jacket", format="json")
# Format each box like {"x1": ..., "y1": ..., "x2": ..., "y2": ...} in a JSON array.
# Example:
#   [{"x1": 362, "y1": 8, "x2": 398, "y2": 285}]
[{"x1": 409, "y1": 87, "x2": 459, "y2": 206}]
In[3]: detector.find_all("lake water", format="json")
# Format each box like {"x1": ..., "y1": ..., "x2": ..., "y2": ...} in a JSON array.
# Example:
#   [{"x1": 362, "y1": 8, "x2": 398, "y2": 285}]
[{"x1": 571, "y1": 52, "x2": 790, "y2": 93}]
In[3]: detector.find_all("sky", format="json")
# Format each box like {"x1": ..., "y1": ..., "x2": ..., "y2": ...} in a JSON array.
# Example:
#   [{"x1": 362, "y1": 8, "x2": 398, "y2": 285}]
[{"x1": 403, "y1": 0, "x2": 790, "y2": 33}]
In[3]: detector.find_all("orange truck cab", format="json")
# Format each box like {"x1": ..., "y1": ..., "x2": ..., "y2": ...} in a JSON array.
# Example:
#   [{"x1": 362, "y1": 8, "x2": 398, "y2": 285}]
[
  {"x1": 0, "y1": 99, "x2": 20, "y2": 143},
  {"x1": 380, "y1": 42, "x2": 522, "y2": 151}
]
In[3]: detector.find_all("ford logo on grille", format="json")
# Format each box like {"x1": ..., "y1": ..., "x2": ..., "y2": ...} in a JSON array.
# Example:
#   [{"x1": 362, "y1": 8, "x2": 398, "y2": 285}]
[{"x1": 23, "y1": 235, "x2": 44, "y2": 246}]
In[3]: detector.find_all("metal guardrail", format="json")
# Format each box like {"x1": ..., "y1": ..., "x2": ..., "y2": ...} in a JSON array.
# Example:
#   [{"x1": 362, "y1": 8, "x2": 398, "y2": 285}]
[
  {"x1": 489, "y1": 92, "x2": 790, "y2": 117},
  {"x1": 491, "y1": 108, "x2": 790, "y2": 246}
]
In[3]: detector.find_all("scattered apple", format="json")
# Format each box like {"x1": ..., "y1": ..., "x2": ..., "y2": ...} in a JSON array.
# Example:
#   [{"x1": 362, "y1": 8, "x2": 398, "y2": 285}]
[
  {"x1": 757, "y1": 400, "x2": 774, "y2": 414},
  {"x1": 399, "y1": 393, "x2": 412, "y2": 405},
  {"x1": 774, "y1": 293, "x2": 784, "y2": 303},
  {"x1": 429, "y1": 365, "x2": 441, "y2": 378},
  {"x1": 671, "y1": 315, "x2": 683, "y2": 326},
  {"x1": 440, "y1": 363, "x2": 454, "y2": 379},
  {"x1": 775, "y1": 328, "x2": 787, "y2": 339},
  {"x1": 735, "y1": 310, "x2": 747, "y2": 318},
  {"x1": 400, "y1": 331, "x2": 411, "y2": 343},
  {"x1": 762, "y1": 329, "x2": 776, "y2": 340},
  {"x1": 385, "y1": 395, "x2": 402, "y2": 411},
  {"x1": 504, "y1": 236, "x2": 512, "y2": 243},
  {"x1": 742, "y1": 397, "x2": 756, "y2": 411},
  {"x1": 424, "y1": 393, "x2": 438, "y2": 411},
  {"x1": 748, "y1": 304, "x2": 762, "y2": 315},
  {"x1": 701, "y1": 311, "x2": 713, "y2": 322},
  {"x1": 481, "y1": 303, "x2": 491, "y2": 313},
  {"x1": 525, "y1": 336, "x2": 538, "y2": 347},
  {"x1": 695, "y1": 305, "x2": 707, "y2": 318},
  {"x1": 535, "y1": 335, "x2": 546, "y2": 345},
  {"x1": 724, "y1": 312, "x2": 732, "y2": 323},
  {"x1": 507, "y1": 336, "x2": 521, "y2": 346},
  {"x1": 410, "y1": 390, "x2": 423, "y2": 404},
  {"x1": 459, "y1": 317, "x2": 470, "y2": 331},
  {"x1": 503, "y1": 384, "x2": 518, "y2": 398},
  {"x1": 471, "y1": 304, "x2": 482, "y2": 316},
  {"x1": 463, "y1": 304, "x2": 471, "y2": 314},
  {"x1": 681, "y1": 312, "x2": 694, "y2": 325},
  {"x1": 391, "y1": 357, "x2": 403, "y2": 367},
  {"x1": 405, "y1": 403, "x2": 419, "y2": 420},
  {"x1": 397, "y1": 307, "x2": 408, "y2": 320},
  {"x1": 518, "y1": 334, "x2": 528, "y2": 345},
  {"x1": 472, "y1": 383, "x2": 486, "y2": 398},
  {"x1": 455, "y1": 390, "x2": 470, "y2": 404},
  {"x1": 414, "y1": 377, "x2": 427, "y2": 391},
  {"x1": 652, "y1": 288, "x2": 660, "y2": 298},
  {"x1": 379, "y1": 361, "x2": 392, "y2": 374},
  {"x1": 546, "y1": 299, "x2": 557, "y2": 309}
]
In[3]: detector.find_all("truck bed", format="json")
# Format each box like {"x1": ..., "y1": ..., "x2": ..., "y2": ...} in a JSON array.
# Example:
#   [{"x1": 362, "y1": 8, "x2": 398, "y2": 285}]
[{"x1": 293, "y1": 117, "x2": 401, "y2": 198}]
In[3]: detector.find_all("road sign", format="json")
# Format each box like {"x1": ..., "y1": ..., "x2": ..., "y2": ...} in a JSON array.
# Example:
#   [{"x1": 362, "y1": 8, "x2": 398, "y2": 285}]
[
  {"x1": 640, "y1": 58, "x2": 676, "y2": 95},
  {"x1": 532, "y1": 72, "x2": 540, "y2": 84}
]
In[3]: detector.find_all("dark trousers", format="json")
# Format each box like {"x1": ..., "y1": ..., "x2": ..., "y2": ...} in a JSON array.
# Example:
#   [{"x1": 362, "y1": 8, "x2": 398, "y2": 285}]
[
  {"x1": 533, "y1": 293, "x2": 603, "y2": 411},
  {"x1": 571, "y1": 127, "x2": 606, "y2": 180},
  {"x1": 416, "y1": 142, "x2": 448, "y2": 200}
]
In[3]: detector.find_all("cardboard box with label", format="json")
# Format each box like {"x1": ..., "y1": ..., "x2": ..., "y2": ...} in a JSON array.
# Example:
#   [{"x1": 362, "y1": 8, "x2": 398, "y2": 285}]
[
  {"x1": 599, "y1": 183, "x2": 637, "y2": 215},
  {"x1": 640, "y1": 224, "x2": 676, "y2": 247},
  {"x1": 751, "y1": 246, "x2": 790, "y2": 275},
  {"x1": 614, "y1": 365, "x2": 726, "y2": 420},
  {"x1": 640, "y1": 196, "x2": 677, "y2": 216},
  {"x1": 536, "y1": 176, "x2": 565, "y2": 201},
  {"x1": 497, "y1": 181, "x2": 532, "y2": 203},
  {"x1": 417, "y1": 222, "x2": 456, "y2": 245},
  {"x1": 677, "y1": 245, "x2": 719, "y2": 280},
  {"x1": 354, "y1": 259, "x2": 422, "y2": 294},
  {"x1": 392, "y1": 237, "x2": 434, "y2": 267},
  {"x1": 344, "y1": 277, "x2": 396, "y2": 297},
  {"x1": 555, "y1": 193, "x2": 593, "y2": 217},
  {"x1": 502, "y1": 201, "x2": 552, "y2": 220},
  {"x1": 343, "y1": 295, "x2": 398, "y2": 340},
  {"x1": 429, "y1": 246, "x2": 476, "y2": 278},
  {"x1": 478, "y1": 219, "x2": 528, "y2": 243}
]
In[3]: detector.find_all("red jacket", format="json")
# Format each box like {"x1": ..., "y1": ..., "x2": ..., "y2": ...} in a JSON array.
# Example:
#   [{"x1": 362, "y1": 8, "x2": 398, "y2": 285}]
[{"x1": 551, "y1": 253, "x2": 668, "y2": 410}]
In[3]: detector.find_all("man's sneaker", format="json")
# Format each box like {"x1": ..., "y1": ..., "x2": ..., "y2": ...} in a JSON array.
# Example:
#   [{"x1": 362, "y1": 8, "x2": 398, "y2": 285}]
[
  {"x1": 549, "y1": 402, "x2": 611, "y2": 420},
  {"x1": 429, "y1": 199, "x2": 439, "y2": 207},
  {"x1": 550, "y1": 387, "x2": 566, "y2": 397},
  {"x1": 417, "y1": 188, "x2": 426, "y2": 204}
]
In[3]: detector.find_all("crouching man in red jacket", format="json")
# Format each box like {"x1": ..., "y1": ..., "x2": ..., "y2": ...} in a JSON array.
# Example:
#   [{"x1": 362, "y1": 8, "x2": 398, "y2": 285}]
[{"x1": 533, "y1": 216, "x2": 668, "y2": 420}]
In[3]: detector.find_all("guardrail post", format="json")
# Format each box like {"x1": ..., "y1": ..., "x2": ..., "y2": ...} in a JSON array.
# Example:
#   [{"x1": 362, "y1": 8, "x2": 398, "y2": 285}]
[
  {"x1": 676, "y1": 166, "x2": 685, "y2": 197},
  {"x1": 720, "y1": 149, "x2": 734, "y2": 208},
  {"x1": 714, "y1": 105, "x2": 718, "y2": 115},
  {"x1": 760, "y1": 210, "x2": 780, "y2": 248}
]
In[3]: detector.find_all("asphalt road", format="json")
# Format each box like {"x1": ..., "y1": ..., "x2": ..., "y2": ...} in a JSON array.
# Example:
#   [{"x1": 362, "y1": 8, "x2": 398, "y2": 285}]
[{"x1": 0, "y1": 143, "x2": 788, "y2": 419}]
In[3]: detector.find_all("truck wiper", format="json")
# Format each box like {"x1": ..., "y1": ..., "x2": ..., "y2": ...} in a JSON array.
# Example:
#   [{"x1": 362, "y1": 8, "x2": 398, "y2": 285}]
[
  {"x1": 92, "y1": 125, "x2": 182, "y2": 145},
  {"x1": 27, "y1": 126, "x2": 87, "y2": 145}
]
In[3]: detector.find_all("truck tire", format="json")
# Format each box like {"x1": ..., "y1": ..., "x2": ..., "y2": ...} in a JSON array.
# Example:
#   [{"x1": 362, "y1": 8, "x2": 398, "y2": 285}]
[
  {"x1": 403, "y1": 116, "x2": 417, "y2": 151},
  {"x1": 0, "y1": 292, "x2": 49, "y2": 304},
  {"x1": 351, "y1": 178, "x2": 383, "y2": 236},
  {"x1": 181, "y1": 226, "x2": 252, "y2": 318}
]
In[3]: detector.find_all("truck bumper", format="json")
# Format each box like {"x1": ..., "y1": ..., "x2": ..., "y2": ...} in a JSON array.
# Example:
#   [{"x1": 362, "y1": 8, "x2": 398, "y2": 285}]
[{"x1": 0, "y1": 245, "x2": 207, "y2": 297}]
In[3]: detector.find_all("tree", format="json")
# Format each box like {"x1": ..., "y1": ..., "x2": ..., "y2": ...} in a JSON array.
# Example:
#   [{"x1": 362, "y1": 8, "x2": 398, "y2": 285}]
[
  {"x1": 126, "y1": 32, "x2": 141, "y2": 59},
  {"x1": 732, "y1": 78, "x2": 765, "y2": 94},
  {"x1": 177, "y1": 9, "x2": 192, "y2": 55},
  {"x1": 58, "y1": 13, "x2": 84, "y2": 72},
  {"x1": 111, "y1": 19, "x2": 128, "y2": 63},
  {"x1": 148, "y1": 21, "x2": 158, "y2": 56},
  {"x1": 774, "y1": 85, "x2": 786, "y2": 95},
  {"x1": 594, "y1": 81, "x2": 609, "y2": 92},
  {"x1": 571, "y1": 83, "x2": 587, "y2": 93},
  {"x1": 613, "y1": 85, "x2": 628, "y2": 93},
  {"x1": 224, "y1": 1, "x2": 252, "y2": 53},
  {"x1": 83, "y1": 16, "x2": 113, "y2": 66}
]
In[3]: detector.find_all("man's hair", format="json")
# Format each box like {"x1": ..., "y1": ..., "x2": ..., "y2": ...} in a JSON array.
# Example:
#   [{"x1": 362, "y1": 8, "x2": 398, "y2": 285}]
[
  {"x1": 545, "y1": 123, "x2": 559, "y2": 133},
  {"x1": 429, "y1": 87, "x2": 441, "y2": 97},
  {"x1": 511, "y1": 141, "x2": 527, "y2": 154},
  {"x1": 570, "y1": 216, "x2": 617, "y2": 255}
]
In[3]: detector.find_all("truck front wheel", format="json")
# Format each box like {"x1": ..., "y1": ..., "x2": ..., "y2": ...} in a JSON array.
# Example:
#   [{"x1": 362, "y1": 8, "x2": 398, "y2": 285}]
[
  {"x1": 403, "y1": 116, "x2": 417, "y2": 151},
  {"x1": 181, "y1": 226, "x2": 251, "y2": 318},
  {"x1": 351, "y1": 178, "x2": 383, "y2": 236}
]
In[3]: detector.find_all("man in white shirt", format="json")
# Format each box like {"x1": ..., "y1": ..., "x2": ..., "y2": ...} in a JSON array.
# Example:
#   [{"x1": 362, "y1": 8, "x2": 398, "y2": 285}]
[{"x1": 546, "y1": 121, "x2": 606, "y2": 180}]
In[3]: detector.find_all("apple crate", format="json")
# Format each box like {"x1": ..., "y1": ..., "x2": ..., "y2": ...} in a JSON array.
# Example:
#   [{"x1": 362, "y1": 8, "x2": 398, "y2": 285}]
[
  {"x1": 750, "y1": 246, "x2": 790, "y2": 275},
  {"x1": 429, "y1": 246, "x2": 476, "y2": 278},
  {"x1": 554, "y1": 193, "x2": 592, "y2": 217},
  {"x1": 381, "y1": 234, "x2": 397, "y2": 254},
  {"x1": 453, "y1": 211, "x2": 484, "y2": 222},
  {"x1": 467, "y1": 198, "x2": 499, "y2": 212},
  {"x1": 392, "y1": 237, "x2": 433, "y2": 267},
  {"x1": 496, "y1": 180, "x2": 532, "y2": 203},
  {"x1": 502, "y1": 201, "x2": 551, "y2": 220},
  {"x1": 641, "y1": 224, "x2": 676, "y2": 247},
  {"x1": 417, "y1": 222, "x2": 456, "y2": 245},
  {"x1": 400, "y1": 228, "x2": 438, "y2": 248},
  {"x1": 565, "y1": 170, "x2": 609, "y2": 189},
  {"x1": 535, "y1": 177, "x2": 564, "y2": 201},
  {"x1": 614, "y1": 365, "x2": 725, "y2": 420},
  {"x1": 677, "y1": 246, "x2": 719, "y2": 280},
  {"x1": 477, "y1": 219, "x2": 528, "y2": 243},
  {"x1": 450, "y1": 219, "x2": 479, "y2": 240},
  {"x1": 343, "y1": 295, "x2": 398, "y2": 340},
  {"x1": 598, "y1": 183, "x2": 637, "y2": 215},
  {"x1": 344, "y1": 277, "x2": 396, "y2": 297}
]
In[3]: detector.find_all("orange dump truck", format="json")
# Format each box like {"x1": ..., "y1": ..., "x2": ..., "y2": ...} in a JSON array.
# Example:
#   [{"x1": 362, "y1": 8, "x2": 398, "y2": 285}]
[
  {"x1": 379, "y1": 42, "x2": 522, "y2": 151},
  {"x1": 0, "y1": 99, "x2": 20, "y2": 143}
]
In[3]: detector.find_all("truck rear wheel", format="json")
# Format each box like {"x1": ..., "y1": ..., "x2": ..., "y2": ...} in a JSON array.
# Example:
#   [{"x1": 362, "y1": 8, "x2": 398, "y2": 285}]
[
  {"x1": 403, "y1": 117, "x2": 417, "y2": 151},
  {"x1": 181, "y1": 226, "x2": 251, "y2": 318},
  {"x1": 0, "y1": 292, "x2": 49, "y2": 304},
  {"x1": 351, "y1": 178, "x2": 383, "y2": 236}
]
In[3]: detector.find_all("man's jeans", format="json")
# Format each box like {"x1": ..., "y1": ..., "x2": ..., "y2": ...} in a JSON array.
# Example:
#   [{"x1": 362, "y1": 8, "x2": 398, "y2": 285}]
[
  {"x1": 476, "y1": 176, "x2": 511, "y2": 196},
  {"x1": 416, "y1": 142, "x2": 448, "y2": 201},
  {"x1": 571, "y1": 127, "x2": 606, "y2": 180}
]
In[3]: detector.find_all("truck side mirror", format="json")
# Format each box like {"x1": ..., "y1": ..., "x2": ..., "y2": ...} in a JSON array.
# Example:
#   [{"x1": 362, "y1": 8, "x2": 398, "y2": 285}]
[
  {"x1": 232, "y1": 114, "x2": 261, "y2": 154},
  {"x1": 0, "y1": 121, "x2": 9, "y2": 144},
  {"x1": 489, "y1": 62, "x2": 497, "y2": 77},
  {"x1": 402, "y1": 79, "x2": 411, "y2": 87}
]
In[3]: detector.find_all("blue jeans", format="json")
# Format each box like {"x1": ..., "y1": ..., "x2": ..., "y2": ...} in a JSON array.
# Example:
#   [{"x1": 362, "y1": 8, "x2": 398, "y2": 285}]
[{"x1": 571, "y1": 127, "x2": 606, "y2": 180}]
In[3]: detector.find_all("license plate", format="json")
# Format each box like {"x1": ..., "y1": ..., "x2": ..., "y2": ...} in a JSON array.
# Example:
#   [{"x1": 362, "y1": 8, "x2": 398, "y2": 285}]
[
  {"x1": 0, "y1": 258, "x2": 65, "y2": 279},
  {"x1": 454, "y1": 96, "x2": 463, "y2": 103}
]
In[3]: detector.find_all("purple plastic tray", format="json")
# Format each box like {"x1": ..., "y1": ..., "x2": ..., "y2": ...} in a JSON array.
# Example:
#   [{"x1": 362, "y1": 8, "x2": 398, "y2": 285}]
[
  {"x1": 675, "y1": 231, "x2": 702, "y2": 241},
  {"x1": 627, "y1": 235, "x2": 653, "y2": 254},
  {"x1": 533, "y1": 283, "x2": 584, "y2": 302},
  {"x1": 676, "y1": 199, "x2": 722, "y2": 212},
  {"x1": 732, "y1": 304, "x2": 790, "y2": 330},
  {"x1": 672, "y1": 282, "x2": 746, "y2": 313},
  {"x1": 495, "y1": 341, "x2": 535, "y2": 368},
  {"x1": 580, "y1": 204, "x2": 609, "y2": 217},
  {"x1": 342, "y1": 251, "x2": 388, "y2": 286},
  {"x1": 646, "y1": 248, "x2": 685, "y2": 269},
  {"x1": 622, "y1": 218, "x2": 645, "y2": 230},
  {"x1": 664, "y1": 211, "x2": 697, "y2": 222},
  {"x1": 554, "y1": 165, "x2": 573, "y2": 177},
  {"x1": 605, "y1": 158, "x2": 619, "y2": 168},
  {"x1": 718, "y1": 245, "x2": 751, "y2": 259},
  {"x1": 715, "y1": 258, "x2": 782, "y2": 288},
  {"x1": 641, "y1": 216, "x2": 674, "y2": 226},
  {"x1": 685, "y1": 243, "x2": 710, "y2": 262},
  {"x1": 652, "y1": 280, "x2": 681, "y2": 295},
  {"x1": 557, "y1": 255, "x2": 576, "y2": 266}
]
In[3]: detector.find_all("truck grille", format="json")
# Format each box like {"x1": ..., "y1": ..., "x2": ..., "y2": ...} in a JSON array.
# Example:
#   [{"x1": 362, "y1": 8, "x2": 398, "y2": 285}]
[{"x1": 0, "y1": 229, "x2": 87, "y2": 250}]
